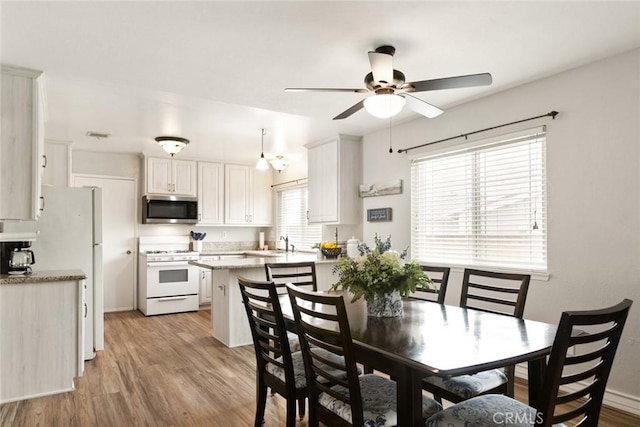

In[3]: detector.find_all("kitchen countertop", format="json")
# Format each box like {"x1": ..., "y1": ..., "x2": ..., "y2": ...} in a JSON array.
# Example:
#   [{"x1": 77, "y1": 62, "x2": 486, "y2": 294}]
[
  {"x1": 191, "y1": 252, "x2": 341, "y2": 270},
  {"x1": 0, "y1": 269, "x2": 86, "y2": 284}
]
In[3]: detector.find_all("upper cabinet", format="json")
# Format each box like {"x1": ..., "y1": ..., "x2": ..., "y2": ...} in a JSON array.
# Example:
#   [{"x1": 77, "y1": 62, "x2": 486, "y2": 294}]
[
  {"x1": 145, "y1": 157, "x2": 196, "y2": 197},
  {"x1": 306, "y1": 135, "x2": 362, "y2": 224},
  {"x1": 224, "y1": 164, "x2": 272, "y2": 226},
  {"x1": 197, "y1": 161, "x2": 224, "y2": 225},
  {"x1": 0, "y1": 65, "x2": 46, "y2": 221}
]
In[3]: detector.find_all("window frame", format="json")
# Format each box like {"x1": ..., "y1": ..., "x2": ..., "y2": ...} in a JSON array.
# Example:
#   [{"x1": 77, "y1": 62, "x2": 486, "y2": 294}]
[
  {"x1": 275, "y1": 184, "x2": 322, "y2": 253},
  {"x1": 410, "y1": 126, "x2": 548, "y2": 277}
]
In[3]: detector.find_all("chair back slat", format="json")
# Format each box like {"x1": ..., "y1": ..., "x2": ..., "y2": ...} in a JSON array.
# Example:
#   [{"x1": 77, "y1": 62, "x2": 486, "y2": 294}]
[
  {"x1": 413, "y1": 265, "x2": 450, "y2": 304},
  {"x1": 460, "y1": 268, "x2": 531, "y2": 318},
  {"x1": 265, "y1": 261, "x2": 318, "y2": 293},
  {"x1": 286, "y1": 284, "x2": 366, "y2": 426},
  {"x1": 537, "y1": 299, "x2": 633, "y2": 427}
]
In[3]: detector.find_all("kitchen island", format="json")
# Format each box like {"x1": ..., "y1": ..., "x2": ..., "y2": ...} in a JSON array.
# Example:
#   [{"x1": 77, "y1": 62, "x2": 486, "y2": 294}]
[
  {"x1": 190, "y1": 252, "x2": 340, "y2": 347},
  {"x1": 0, "y1": 269, "x2": 86, "y2": 403}
]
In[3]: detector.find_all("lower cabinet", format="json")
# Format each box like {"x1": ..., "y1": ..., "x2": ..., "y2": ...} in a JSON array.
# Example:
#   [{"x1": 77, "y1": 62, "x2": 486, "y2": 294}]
[
  {"x1": 199, "y1": 269, "x2": 212, "y2": 305},
  {"x1": 210, "y1": 268, "x2": 266, "y2": 348},
  {"x1": 0, "y1": 278, "x2": 83, "y2": 403},
  {"x1": 206, "y1": 262, "x2": 339, "y2": 348}
]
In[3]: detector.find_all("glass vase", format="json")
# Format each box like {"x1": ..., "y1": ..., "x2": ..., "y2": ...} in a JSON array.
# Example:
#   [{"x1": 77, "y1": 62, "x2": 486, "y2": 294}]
[{"x1": 366, "y1": 290, "x2": 404, "y2": 317}]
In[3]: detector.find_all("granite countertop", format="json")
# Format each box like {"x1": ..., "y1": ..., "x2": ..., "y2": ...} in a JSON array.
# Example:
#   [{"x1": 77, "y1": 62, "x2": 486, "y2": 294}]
[
  {"x1": 0, "y1": 269, "x2": 87, "y2": 284},
  {"x1": 191, "y1": 252, "x2": 341, "y2": 270}
]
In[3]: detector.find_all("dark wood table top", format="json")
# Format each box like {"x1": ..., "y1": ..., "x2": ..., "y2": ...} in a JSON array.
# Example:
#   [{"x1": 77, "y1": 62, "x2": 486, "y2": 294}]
[{"x1": 279, "y1": 292, "x2": 558, "y2": 426}]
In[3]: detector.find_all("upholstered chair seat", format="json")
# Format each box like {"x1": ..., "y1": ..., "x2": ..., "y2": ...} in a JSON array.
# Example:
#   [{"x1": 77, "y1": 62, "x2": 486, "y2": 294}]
[
  {"x1": 425, "y1": 394, "x2": 565, "y2": 427},
  {"x1": 423, "y1": 369, "x2": 507, "y2": 400},
  {"x1": 321, "y1": 374, "x2": 441, "y2": 426},
  {"x1": 266, "y1": 348, "x2": 361, "y2": 389}
]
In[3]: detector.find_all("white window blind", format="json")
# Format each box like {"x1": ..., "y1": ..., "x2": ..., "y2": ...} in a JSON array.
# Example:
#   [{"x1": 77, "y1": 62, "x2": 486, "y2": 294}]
[
  {"x1": 277, "y1": 186, "x2": 322, "y2": 251},
  {"x1": 411, "y1": 128, "x2": 547, "y2": 271}
]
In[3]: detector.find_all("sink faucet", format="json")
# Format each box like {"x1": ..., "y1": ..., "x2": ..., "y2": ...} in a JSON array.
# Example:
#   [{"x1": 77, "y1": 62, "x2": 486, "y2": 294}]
[{"x1": 280, "y1": 235, "x2": 289, "y2": 252}]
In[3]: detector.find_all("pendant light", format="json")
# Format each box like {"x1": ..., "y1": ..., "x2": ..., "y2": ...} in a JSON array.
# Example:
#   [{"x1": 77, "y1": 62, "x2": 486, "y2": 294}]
[{"x1": 256, "y1": 128, "x2": 269, "y2": 170}]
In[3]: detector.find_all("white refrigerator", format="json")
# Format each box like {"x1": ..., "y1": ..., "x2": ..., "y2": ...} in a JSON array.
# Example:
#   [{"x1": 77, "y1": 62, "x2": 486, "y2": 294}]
[{"x1": 26, "y1": 186, "x2": 103, "y2": 360}]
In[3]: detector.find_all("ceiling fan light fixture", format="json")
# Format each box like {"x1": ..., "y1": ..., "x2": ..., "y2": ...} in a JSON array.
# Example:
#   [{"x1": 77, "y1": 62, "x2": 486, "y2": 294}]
[
  {"x1": 155, "y1": 136, "x2": 189, "y2": 157},
  {"x1": 269, "y1": 155, "x2": 289, "y2": 173},
  {"x1": 364, "y1": 94, "x2": 406, "y2": 119}
]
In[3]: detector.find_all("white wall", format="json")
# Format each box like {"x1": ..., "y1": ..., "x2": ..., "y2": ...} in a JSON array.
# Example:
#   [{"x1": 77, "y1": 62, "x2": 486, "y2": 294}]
[{"x1": 363, "y1": 49, "x2": 640, "y2": 405}]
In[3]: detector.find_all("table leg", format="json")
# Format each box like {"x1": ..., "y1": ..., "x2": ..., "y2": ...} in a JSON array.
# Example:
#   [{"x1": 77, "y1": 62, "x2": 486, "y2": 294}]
[
  {"x1": 396, "y1": 366, "x2": 423, "y2": 427},
  {"x1": 528, "y1": 357, "x2": 546, "y2": 409}
]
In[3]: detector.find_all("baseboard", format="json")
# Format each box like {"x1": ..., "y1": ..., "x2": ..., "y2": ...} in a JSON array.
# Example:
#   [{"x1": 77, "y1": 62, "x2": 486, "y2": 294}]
[
  {"x1": 515, "y1": 365, "x2": 640, "y2": 416},
  {"x1": 0, "y1": 386, "x2": 75, "y2": 404}
]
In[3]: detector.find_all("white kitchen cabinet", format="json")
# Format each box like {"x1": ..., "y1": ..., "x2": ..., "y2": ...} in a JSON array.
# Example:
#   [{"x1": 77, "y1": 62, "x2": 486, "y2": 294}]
[
  {"x1": 0, "y1": 65, "x2": 46, "y2": 220},
  {"x1": 145, "y1": 156, "x2": 197, "y2": 197},
  {"x1": 0, "y1": 277, "x2": 83, "y2": 403},
  {"x1": 210, "y1": 267, "x2": 263, "y2": 347},
  {"x1": 306, "y1": 134, "x2": 362, "y2": 224},
  {"x1": 199, "y1": 269, "x2": 212, "y2": 305},
  {"x1": 224, "y1": 164, "x2": 272, "y2": 226},
  {"x1": 43, "y1": 140, "x2": 72, "y2": 187},
  {"x1": 197, "y1": 161, "x2": 224, "y2": 225}
]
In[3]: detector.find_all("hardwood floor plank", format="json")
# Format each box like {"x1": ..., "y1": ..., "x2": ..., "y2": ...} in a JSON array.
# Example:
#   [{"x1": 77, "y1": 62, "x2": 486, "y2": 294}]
[{"x1": 0, "y1": 309, "x2": 636, "y2": 426}]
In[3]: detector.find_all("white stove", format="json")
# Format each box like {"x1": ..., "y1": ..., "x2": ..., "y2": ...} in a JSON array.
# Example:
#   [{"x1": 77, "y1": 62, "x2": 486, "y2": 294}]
[
  {"x1": 142, "y1": 250, "x2": 200, "y2": 262},
  {"x1": 138, "y1": 237, "x2": 200, "y2": 316}
]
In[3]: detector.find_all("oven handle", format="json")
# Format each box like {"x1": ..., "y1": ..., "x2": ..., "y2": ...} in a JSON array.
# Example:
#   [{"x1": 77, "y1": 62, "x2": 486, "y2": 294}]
[
  {"x1": 156, "y1": 296, "x2": 189, "y2": 302},
  {"x1": 147, "y1": 261, "x2": 192, "y2": 268}
]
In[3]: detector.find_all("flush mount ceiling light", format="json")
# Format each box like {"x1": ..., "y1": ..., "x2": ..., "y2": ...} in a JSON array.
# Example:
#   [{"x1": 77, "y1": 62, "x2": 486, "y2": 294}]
[
  {"x1": 269, "y1": 155, "x2": 289, "y2": 173},
  {"x1": 155, "y1": 136, "x2": 189, "y2": 157},
  {"x1": 256, "y1": 128, "x2": 269, "y2": 171},
  {"x1": 363, "y1": 93, "x2": 406, "y2": 119}
]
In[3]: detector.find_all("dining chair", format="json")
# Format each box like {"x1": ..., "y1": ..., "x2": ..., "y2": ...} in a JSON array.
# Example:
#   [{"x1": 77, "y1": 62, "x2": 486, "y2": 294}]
[
  {"x1": 423, "y1": 268, "x2": 531, "y2": 403},
  {"x1": 411, "y1": 265, "x2": 450, "y2": 304},
  {"x1": 286, "y1": 284, "x2": 442, "y2": 426},
  {"x1": 426, "y1": 298, "x2": 633, "y2": 427},
  {"x1": 265, "y1": 261, "x2": 318, "y2": 294},
  {"x1": 238, "y1": 275, "x2": 309, "y2": 427},
  {"x1": 264, "y1": 261, "x2": 319, "y2": 352}
]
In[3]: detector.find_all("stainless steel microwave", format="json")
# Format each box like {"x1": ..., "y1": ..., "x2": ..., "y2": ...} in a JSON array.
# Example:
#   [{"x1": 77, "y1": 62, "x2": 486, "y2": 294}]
[{"x1": 141, "y1": 196, "x2": 198, "y2": 224}]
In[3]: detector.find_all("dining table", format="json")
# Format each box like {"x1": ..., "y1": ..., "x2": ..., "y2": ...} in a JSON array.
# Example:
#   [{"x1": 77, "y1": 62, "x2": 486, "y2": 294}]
[{"x1": 278, "y1": 293, "x2": 558, "y2": 427}]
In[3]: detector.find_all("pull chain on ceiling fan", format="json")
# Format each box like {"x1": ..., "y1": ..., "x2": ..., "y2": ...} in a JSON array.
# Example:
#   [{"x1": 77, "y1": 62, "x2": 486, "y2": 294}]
[{"x1": 285, "y1": 45, "x2": 492, "y2": 120}]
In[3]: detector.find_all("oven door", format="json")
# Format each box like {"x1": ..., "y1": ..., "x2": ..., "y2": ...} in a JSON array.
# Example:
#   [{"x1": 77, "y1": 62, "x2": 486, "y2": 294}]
[{"x1": 146, "y1": 262, "x2": 199, "y2": 298}]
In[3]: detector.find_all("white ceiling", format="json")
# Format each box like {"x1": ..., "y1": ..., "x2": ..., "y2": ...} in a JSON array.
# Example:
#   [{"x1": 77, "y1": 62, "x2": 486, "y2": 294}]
[{"x1": 2, "y1": 1, "x2": 640, "y2": 164}]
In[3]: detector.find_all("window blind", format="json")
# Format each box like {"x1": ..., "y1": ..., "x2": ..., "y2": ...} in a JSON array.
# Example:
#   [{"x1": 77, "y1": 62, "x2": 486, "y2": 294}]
[
  {"x1": 277, "y1": 186, "x2": 322, "y2": 251},
  {"x1": 411, "y1": 129, "x2": 547, "y2": 271}
]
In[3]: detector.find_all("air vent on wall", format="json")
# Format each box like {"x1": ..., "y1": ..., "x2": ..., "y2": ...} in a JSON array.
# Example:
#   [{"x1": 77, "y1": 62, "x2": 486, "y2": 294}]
[{"x1": 86, "y1": 131, "x2": 111, "y2": 139}]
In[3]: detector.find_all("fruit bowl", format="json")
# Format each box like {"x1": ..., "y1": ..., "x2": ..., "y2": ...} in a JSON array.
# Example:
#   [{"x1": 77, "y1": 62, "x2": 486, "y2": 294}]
[{"x1": 321, "y1": 247, "x2": 343, "y2": 259}]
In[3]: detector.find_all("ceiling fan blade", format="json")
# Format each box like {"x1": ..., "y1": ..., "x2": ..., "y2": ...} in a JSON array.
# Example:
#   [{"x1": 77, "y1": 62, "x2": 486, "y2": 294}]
[
  {"x1": 401, "y1": 94, "x2": 444, "y2": 118},
  {"x1": 405, "y1": 73, "x2": 493, "y2": 92},
  {"x1": 285, "y1": 87, "x2": 369, "y2": 93},
  {"x1": 333, "y1": 99, "x2": 365, "y2": 120},
  {"x1": 368, "y1": 51, "x2": 394, "y2": 84}
]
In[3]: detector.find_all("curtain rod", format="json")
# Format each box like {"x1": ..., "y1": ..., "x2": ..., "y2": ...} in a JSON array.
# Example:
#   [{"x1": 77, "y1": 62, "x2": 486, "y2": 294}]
[
  {"x1": 270, "y1": 178, "x2": 307, "y2": 188},
  {"x1": 397, "y1": 111, "x2": 559, "y2": 154}
]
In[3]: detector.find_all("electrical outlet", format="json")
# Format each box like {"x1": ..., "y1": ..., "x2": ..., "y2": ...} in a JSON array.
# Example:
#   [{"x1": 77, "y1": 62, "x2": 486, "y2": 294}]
[{"x1": 222, "y1": 231, "x2": 227, "y2": 239}]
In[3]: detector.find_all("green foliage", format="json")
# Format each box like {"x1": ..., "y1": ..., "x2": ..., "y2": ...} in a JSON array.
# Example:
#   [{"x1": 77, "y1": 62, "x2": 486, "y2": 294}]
[{"x1": 331, "y1": 234, "x2": 435, "y2": 303}]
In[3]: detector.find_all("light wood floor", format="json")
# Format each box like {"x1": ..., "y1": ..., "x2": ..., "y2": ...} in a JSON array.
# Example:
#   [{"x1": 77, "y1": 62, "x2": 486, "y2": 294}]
[{"x1": 1, "y1": 309, "x2": 638, "y2": 426}]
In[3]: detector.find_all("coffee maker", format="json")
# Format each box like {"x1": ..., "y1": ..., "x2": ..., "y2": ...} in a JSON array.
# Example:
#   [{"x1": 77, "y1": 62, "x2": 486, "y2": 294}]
[{"x1": 0, "y1": 241, "x2": 36, "y2": 275}]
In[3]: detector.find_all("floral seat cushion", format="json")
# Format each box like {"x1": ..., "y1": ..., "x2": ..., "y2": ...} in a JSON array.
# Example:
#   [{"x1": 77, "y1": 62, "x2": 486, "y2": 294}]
[
  {"x1": 265, "y1": 348, "x2": 358, "y2": 389},
  {"x1": 425, "y1": 394, "x2": 566, "y2": 427},
  {"x1": 424, "y1": 369, "x2": 507, "y2": 399},
  {"x1": 319, "y1": 374, "x2": 442, "y2": 426}
]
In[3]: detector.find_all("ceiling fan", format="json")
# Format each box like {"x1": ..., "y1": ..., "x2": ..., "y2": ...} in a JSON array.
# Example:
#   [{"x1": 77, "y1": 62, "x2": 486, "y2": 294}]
[{"x1": 285, "y1": 45, "x2": 492, "y2": 120}]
